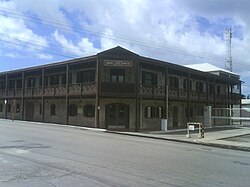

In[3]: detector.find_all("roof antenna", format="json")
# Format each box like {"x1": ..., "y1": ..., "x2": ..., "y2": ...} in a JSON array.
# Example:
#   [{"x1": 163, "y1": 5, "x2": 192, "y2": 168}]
[{"x1": 225, "y1": 28, "x2": 232, "y2": 72}]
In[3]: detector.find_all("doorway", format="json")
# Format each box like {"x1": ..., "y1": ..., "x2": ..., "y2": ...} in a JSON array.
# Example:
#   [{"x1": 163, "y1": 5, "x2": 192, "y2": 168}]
[
  {"x1": 25, "y1": 102, "x2": 34, "y2": 121},
  {"x1": 173, "y1": 106, "x2": 178, "y2": 128},
  {"x1": 105, "y1": 103, "x2": 129, "y2": 130}
]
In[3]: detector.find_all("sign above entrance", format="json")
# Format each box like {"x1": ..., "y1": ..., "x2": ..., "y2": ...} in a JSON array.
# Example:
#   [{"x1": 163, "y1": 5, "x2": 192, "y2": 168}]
[{"x1": 104, "y1": 60, "x2": 133, "y2": 67}]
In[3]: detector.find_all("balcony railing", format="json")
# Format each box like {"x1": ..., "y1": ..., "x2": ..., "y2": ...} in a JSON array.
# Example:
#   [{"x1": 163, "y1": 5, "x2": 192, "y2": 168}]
[
  {"x1": 69, "y1": 82, "x2": 96, "y2": 95},
  {"x1": 44, "y1": 85, "x2": 66, "y2": 96},
  {"x1": 139, "y1": 85, "x2": 165, "y2": 97},
  {"x1": 2, "y1": 83, "x2": 96, "y2": 98}
]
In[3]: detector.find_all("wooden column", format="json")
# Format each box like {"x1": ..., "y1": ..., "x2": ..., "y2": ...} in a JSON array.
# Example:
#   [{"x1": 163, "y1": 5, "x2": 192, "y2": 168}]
[
  {"x1": 165, "y1": 65, "x2": 168, "y2": 121},
  {"x1": 21, "y1": 72, "x2": 25, "y2": 120},
  {"x1": 66, "y1": 65, "x2": 69, "y2": 125},
  {"x1": 206, "y1": 76, "x2": 209, "y2": 106},
  {"x1": 213, "y1": 79, "x2": 216, "y2": 108},
  {"x1": 5, "y1": 74, "x2": 8, "y2": 119},
  {"x1": 41, "y1": 68, "x2": 45, "y2": 122},
  {"x1": 187, "y1": 72, "x2": 190, "y2": 122},
  {"x1": 135, "y1": 60, "x2": 140, "y2": 132},
  {"x1": 95, "y1": 58, "x2": 100, "y2": 128},
  {"x1": 239, "y1": 81, "x2": 242, "y2": 125}
]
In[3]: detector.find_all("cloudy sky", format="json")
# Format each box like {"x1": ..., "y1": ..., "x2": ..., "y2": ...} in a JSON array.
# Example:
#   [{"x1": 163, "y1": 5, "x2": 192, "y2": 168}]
[{"x1": 0, "y1": 0, "x2": 250, "y2": 94}]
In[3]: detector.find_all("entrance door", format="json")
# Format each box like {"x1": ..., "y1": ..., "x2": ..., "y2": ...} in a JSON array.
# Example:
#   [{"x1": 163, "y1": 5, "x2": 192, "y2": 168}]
[
  {"x1": 25, "y1": 103, "x2": 34, "y2": 121},
  {"x1": 106, "y1": 103, "x2": 129, "y2": 129},
  {"x1": 173, "y1": 106, "x2": 178, "y2": 128}
]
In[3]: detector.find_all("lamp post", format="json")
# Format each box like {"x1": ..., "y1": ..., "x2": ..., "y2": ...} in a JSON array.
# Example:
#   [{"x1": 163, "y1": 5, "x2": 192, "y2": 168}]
[{"x1": 4, "y1": 99, "x2": 7, "y2": 119}]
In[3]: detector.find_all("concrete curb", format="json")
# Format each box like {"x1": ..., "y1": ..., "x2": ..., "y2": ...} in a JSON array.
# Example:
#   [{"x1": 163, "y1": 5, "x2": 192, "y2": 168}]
[{"x1": 106, "y1": 131, "x2": 250, "y2": 152}]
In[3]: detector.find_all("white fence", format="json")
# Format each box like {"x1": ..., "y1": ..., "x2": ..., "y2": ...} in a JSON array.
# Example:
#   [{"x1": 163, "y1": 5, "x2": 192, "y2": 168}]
[{"x1": 204, "y1": 106, "x2": 250, "y2": 127}]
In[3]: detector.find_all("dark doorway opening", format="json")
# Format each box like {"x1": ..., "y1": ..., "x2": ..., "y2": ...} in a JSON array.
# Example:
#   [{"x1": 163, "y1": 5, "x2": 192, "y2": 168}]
[{"x1": 105, "y1": 103, "x2": 129, "y2": 130}]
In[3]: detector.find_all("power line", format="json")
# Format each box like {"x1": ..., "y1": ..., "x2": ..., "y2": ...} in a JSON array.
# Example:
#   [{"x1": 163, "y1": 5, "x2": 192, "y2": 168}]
[
  {"x1": 0, "y1": 7, "x2": 226, "y2": 62},
  {"x1": 0, "y1": 32, "x2": 90, "y2": 55},
  {"x1": 0, "y1": 38, "x2": 75, "y2": 58}
]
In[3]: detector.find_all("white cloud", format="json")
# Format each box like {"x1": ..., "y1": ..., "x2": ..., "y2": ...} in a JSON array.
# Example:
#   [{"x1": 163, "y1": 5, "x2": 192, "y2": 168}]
[
  {"x1": 0, "y1": 1, "x2": 49, "y2": 57},
  {"x1": 35, "y1": 53, "x2": 53, "y2": 60},
  {"x1": 13, "y1": 0, "x2": 70, "y2": 28},
  {"x1": 53, "y1": 30, "x2": 99, "y2": 56}
]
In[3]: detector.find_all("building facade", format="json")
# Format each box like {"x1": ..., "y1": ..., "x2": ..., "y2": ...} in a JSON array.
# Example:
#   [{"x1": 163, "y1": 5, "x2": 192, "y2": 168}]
[{"x1": 0, "y1": 47, "x2": 242, "y2": 131}]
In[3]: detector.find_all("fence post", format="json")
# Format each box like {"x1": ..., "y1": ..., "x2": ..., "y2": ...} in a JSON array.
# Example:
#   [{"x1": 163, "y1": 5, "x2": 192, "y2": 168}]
[{"x1": 204, "y1": 106, "x2": 212, "y2": 128}]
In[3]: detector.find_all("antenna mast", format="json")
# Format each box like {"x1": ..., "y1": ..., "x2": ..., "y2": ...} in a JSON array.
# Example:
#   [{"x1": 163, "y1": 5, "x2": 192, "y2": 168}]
[{"x1": 225, "y1": 28, "x2": 232, "y2": 72}]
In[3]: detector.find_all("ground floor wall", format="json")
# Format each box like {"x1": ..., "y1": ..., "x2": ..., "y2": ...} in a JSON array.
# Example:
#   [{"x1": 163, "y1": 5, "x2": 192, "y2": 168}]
[{"x1": 0, "y1": 98, "x2": 232, "y2": 131}]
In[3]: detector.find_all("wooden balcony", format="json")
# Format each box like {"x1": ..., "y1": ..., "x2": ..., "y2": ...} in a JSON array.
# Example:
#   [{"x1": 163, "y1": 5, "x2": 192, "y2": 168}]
[
  {"x1": 139, "y1": 85, "x2": 165, "y2": 98},
  {"x1": 190, "y1": 91, "x2": 206, "y2": 101},
  {"x1": 44, "y1": 85, "x2": 66, "y2": 96},
  {"x1": 169, "y1": 88, "x2": 188, "y2": 99},
  {"x1": 3, "y1": 83, "x2": 97, "y2": 98},
  {"x1": 69, "y1": 82, "x2": 96, "y2": 95},
  {"x1": 7, "y1": 89, "x2": 15, "y2": 97},
  {"x1": 215, "y1": 94, "x2": 228, "y2": 103},
  {"x1": 24, "y1": 87, "x2": 43, "y2": 97},
  {"x1": 15, "y1": 89, "x2": 22, "y2": 97}
]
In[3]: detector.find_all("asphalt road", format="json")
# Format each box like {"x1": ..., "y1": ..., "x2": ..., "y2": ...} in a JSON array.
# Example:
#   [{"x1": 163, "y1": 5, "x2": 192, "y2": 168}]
[{"x1": 0, "y1": 120, "x2": 250, "y2": 187}]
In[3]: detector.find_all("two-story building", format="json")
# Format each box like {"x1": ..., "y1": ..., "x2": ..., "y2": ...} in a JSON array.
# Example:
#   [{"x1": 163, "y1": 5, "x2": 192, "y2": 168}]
[{"x1": 0, "y1": 46, "x2": 241, "y2": 131}]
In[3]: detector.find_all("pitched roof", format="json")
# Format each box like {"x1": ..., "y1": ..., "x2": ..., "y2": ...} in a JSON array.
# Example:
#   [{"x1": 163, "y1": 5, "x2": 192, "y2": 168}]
[{"x1": 184, "y1": 63, "x2": 239, "y2": 76}]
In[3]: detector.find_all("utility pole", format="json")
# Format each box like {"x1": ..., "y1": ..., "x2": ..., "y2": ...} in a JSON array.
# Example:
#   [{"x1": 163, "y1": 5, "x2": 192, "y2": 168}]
[{"x1": 225, "y1": 28, "x2": 232, "y2": 72}]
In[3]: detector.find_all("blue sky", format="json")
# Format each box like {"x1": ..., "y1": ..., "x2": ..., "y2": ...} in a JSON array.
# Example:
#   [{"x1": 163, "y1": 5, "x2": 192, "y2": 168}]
[{"x1": 0, "y1": 0, "x2": 250, "y2": 94}]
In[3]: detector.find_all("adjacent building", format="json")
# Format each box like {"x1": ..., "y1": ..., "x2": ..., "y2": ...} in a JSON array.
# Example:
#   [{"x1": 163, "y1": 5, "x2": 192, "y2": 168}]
[{"x1": 0, "y1": 46, "x2": 242, "y2": 131}]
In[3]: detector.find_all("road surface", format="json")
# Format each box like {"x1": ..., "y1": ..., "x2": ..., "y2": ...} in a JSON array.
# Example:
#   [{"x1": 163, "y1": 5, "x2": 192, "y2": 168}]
[{"x1": 0, "y1": 120, "x2": 249, "y2": 187}]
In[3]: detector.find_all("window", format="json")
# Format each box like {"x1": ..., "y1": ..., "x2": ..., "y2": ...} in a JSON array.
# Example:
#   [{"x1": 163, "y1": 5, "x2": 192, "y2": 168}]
[
  {"x1": 197, "y1": 107, "x2": 204, "y2": 116},
  {"x1": 144, "y1": 106, "x2": 156, "y2": 118},
  {"x1": 0, "y1": 81, "x2": 6, "y2": 89},
  {"x1": 186, "y1": 108, "x2": 193, "y2": 118},
  {"x1": 110, "y1": 69, "x2": 125, "y2": 83},
  {"x1": 183, "y1": 80, "x2": 192, "y2": 90},
  {"x1": 169, "y1": 77, "x2": 179, "y2": 89},
  {"x1": 39, "y1": 103, "x2": 42, "y2": 115},
  {"x1": 16, "y1": 104, "x2": 20, "y2": 113},
  {"x1": 77, "y1": 70, "x2": 95, "y2": 83},
  {"x1": 16, "y1": 79, "x2": 22, "y2": 89},
  {"x1": 0, "y1": 104, "x2": 3, "y2": 112},
  {"x1": 190, "y1": 108, "x2": 193, "y2": 117},
  {"x1": 156, "y1": 106, "x2": 165, "y2": 118},
  {"x1": 183, "y1": 79, "x2": 187, "y2": 90},
  {"x1": 84, "y1": 105, "x2": 95, "y2": 117},
  {"x1": 142, "y1": 71, "x2": 157, "y2": 86},
  {"x1": 50, "y1": 104, "x2": 56, "y2": 116},
  {"x1": 196, "y1": 82, "x2": 204, "y2": 92},
  {"x1": 27, "y1": 78, "x2": 36, "y2": 88},
  {"x1": 7, "y1": 104, "x2": 11, "y2": 113},
  {"x1": 50, "y1": 75, "x2": 59, "y2": 85},
  {"x1": 69, "y1": 73, "x2": 72, "y2": 84},
  {"x1": 9, "y1": 80, "x2": 15, "y2": 89},
  {"x1": 209, "y1": 84, "x2": 214, "y2": 94},
  {"x1": 69, "y1": 104, "x2": 78, "y2": 116},
  {"x1": 62, "y1": 74, "x2": 66, "y2": 85},
  {"x1": 217, "y1": 85, "x2": 221, "y2": 95},
  {"x1": 145, "y1": 106, "x2": 152, "y2": 118},
  {"x1": 39, "y1": 77, "x2": 43, "y2": 87},
  {"x1": 44, "y1": 77, "x2": 49, "y2": 86}
]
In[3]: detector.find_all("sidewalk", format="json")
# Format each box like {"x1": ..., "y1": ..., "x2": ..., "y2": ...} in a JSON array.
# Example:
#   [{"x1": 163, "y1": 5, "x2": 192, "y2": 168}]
[{"x1": 107, "y1": 126, "x2": 250, "y2": 152}]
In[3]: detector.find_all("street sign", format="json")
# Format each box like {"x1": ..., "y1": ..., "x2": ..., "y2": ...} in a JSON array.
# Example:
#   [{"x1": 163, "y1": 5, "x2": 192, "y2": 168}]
[{"x1": 189, "y1": 125, "x2": 195, "y2": 130}]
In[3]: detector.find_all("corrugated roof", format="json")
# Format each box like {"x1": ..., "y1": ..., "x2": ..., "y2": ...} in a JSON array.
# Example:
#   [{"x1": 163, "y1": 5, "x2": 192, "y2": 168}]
[
  {"x1": 242, "y1": 99, "x2": 250, "y2": 105},
  {"x1": 184, "y1": 63, "x2": 239, "y2": 76}
]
